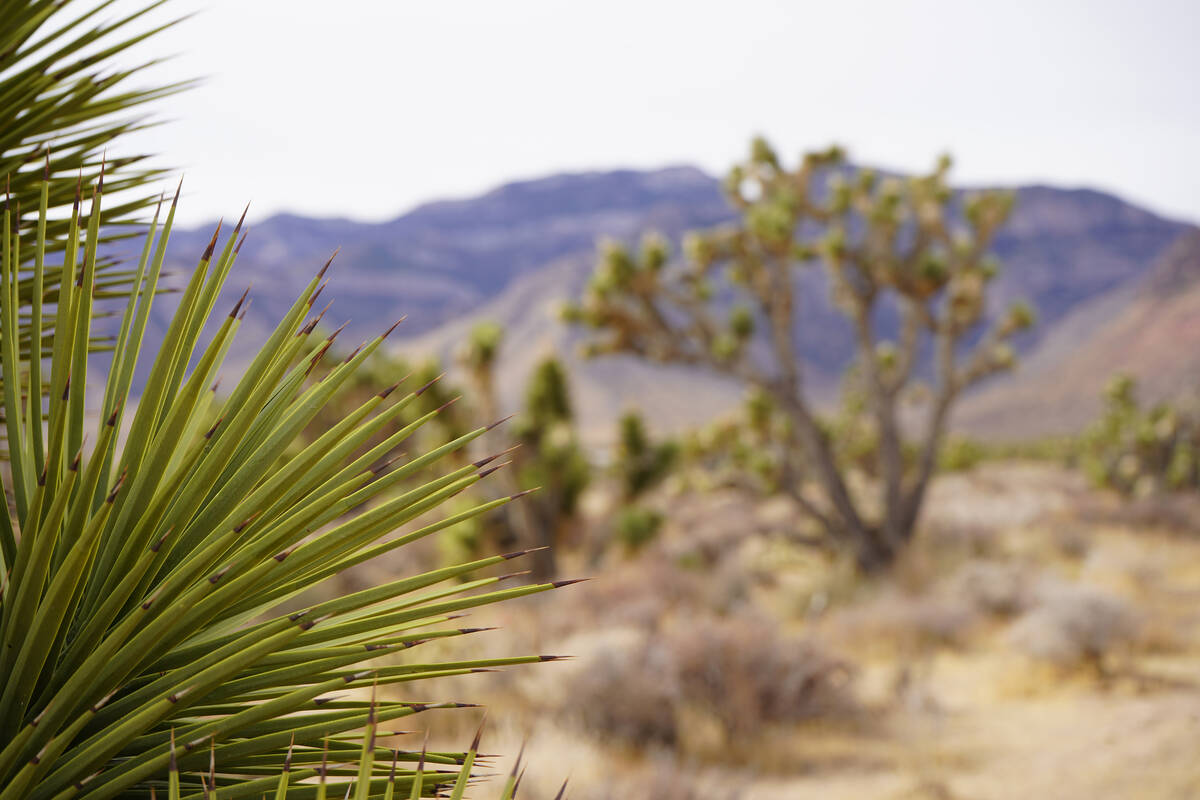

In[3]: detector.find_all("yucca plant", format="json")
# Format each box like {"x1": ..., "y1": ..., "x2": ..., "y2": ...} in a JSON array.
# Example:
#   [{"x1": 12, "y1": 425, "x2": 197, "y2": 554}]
[
  {"x1": 0, "y1": 171, "x2": 571, "y2": 797},
  {"x1": 2, "y1": 0, "x2": 188, "y2": 239},
  {"x1": 1, "y1": 0, "x2": 192, "y2": 415}
]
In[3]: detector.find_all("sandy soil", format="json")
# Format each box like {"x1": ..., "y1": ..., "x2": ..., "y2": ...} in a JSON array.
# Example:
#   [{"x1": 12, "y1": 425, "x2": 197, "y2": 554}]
[{"x1": 402, "y1": 463, "x2": 1200, "y2": 799}]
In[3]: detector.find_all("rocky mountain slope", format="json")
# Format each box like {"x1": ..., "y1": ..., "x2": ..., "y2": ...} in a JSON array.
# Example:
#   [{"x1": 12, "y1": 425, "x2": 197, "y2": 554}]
[
  {"x1": 957, "y1": 227, "x2": 1200, "y2": 437},
  {"x1": 113, "y1": 166, "x2": 1188, "y2": 441}
]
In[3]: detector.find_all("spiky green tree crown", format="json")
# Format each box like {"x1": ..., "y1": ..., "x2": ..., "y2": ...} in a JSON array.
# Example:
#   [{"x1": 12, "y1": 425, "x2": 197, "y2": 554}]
[
  {"x1": 1080, "y1": 374, "x2": 1200, "y2": 494},
  {"x1": 0, "y1": 174, "x2": 570, "y2": 798},
  {"x1": 512, "y1": 358, "x2": 589, "y2": 518},
  {"x1": 613, "y1": 411, "x2": 676, "y2": 502},
  {"x1": 568, "y1": 140, "x2": 1031, "y2": 374},
  {"x1": 564, "y1": 138, "x2": 1038, "y2": 569}
]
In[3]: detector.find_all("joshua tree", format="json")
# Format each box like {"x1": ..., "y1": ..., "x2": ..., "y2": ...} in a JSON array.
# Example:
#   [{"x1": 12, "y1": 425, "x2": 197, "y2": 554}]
[
  {"x1": 1080, "y1": 374, "x2": 1200, "y2": 494},
  {"x1": 459, "y1": 323, "x2": 591, "y2": 579},
  {"x1": 566, "y1": 139, "x2": 1034, "y2": 571},
  {"x1": 609, "y1": 411, "x2": 677, "y2": 552}
]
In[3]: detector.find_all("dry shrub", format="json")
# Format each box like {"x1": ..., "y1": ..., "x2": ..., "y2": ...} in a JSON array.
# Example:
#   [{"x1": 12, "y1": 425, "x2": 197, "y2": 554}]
[
  {"x1": 1071, "y1": 492, "x2": 1200, "y2": 535},
  {"x1": 556, "y1": 764, "x2": 720, "y2": 800},
  {"x1": 921, "y1": 518, "x2": 1002, "y2": 558},
  {"x1": 569, "y1": 633, "x2": 679, "y2": 747},
  {"x1": 546, "y1": 559, "x2": 707, "y2": 637},
  {"x1": 1051, "y1": 523, "x2": 1092, "y2": 559},
  {"x1": 944, "y1": 560, "x2": 1033, "y2": 617},
  {"x1": 561, "y1": 615, "x2": 856, "y2": 750},
  {"x1": 828, "y1": 592, "x2": 977, "y2": 653},
  {"x1": 668, "y1": 617, "x2": 856, "y2": 737},
  {"x1": 1008, "y1": 583, "x2": 1139, "y2": 669}
]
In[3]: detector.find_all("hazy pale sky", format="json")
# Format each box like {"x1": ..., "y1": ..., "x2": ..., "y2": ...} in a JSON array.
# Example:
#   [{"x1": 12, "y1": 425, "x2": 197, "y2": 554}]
[{"x1": 110, "y1": 0, "x2": 1200, "y2": 226}]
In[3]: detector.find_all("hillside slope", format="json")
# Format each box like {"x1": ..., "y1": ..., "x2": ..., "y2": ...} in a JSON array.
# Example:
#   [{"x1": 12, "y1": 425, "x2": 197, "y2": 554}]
[
  {"x1": 958, "y1": 227, "x2": 1200, "y2": 437},
  {"x1": 106, "y1": 166, "x2": 1186, "y2": 439}
]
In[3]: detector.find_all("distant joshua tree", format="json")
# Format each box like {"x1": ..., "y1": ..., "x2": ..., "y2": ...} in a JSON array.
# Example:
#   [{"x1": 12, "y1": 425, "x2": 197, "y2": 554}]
[
  {"x1": 460, "y1": 322, "x2": 590, "y2": 578},
  {"x1": 565, "y1": 138, "x2": 1034, "y2": 571}
]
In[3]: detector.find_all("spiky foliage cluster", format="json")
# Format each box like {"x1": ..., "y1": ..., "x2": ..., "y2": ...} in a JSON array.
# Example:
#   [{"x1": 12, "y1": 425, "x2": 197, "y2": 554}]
[
  {"x1": 1, "y1": 0, "x2": 190, "y2": 374},
  {"x1": 565, "y1": 138, "x2": 1035, "y2": 570},
  {"x1": 1079, "y1": 375, "x2": 1200, "y2": 495},
  {"x1": 610, "y1": 412, "x2": 676, "y2": 552},
  {"x1": 0, "y1": 175, "x2": 569, "y2": 797},
  {"x1": 1, "y1": 0, "x2": 185, "y2": 229}
]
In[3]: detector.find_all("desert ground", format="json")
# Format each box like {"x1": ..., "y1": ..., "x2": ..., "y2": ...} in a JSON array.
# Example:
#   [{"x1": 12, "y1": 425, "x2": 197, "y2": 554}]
[{"x1": 377, "y1": 462, "x2": 1200, "y2": 799}]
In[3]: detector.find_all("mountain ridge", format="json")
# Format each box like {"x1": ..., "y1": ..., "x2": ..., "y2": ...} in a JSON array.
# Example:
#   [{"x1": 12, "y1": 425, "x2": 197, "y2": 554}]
[{"x1": 109, "y1": 164, "x2": 1188, "y2": 440}]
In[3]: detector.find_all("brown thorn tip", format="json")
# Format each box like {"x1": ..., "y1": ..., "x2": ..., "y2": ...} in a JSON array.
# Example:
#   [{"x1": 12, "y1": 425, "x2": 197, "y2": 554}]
[
  {"x1": 472, "y1": 452, "x2": 499, "y2": 469},
  {"x1": 233, "y1": 511, "x2": 261, "y2": 533},
  {"x1": 502, "y1": 546, "x2": 547, "y2": 559},
  {"x1": 470, "y1": 713, "x2": 487, "y2": 751},
  {"x1": 383, "y1": 315, "x2": 406, "y2": 338},
  {"x1": 235, "y1": 201, "x2": 250, "y2": 232},
  {"x1": 415, "y1": 373, "x2": 444, "y2": 396},
  {"x1": 202, "y1": 220, "x2": 221, "y2": 261},
  {"x1": 378, "y1": 381, "x2": 402, "y2": 399},
  {"x1": 370, "y1": 453, "x2": 403, "y2": 475},
  {"x1": 472, "y1": 447, "x2": 515, "y2": 468},
  {"x1": 328, "y1": 318, "x2": 350, "y2": 340},
  {"x1": 308, "y1": 279, "x2": 329, "y2": 308},
  {"x1": 496, "y1": 570, "x2": 531, "y2": 582},
  {"x1": 539, "y1": 655, "x2": 570, "y2": 662},
  {"x1": 510, "y1": 487, "x2": 540, "y2": 500},
  {"x1": 150, "y1": 529, "x2": 171, "y2": 553},
  {"x1": 477, "y1": 461, "x2": 510, "y2": 479},
  {"x1": 229, "y1": 285, "x2": 250, "y2": 317},
  {"x1": 317, "y1": 247, "x2": 340, "y2": 279},
  {"x1": 105, "y1": 470, "x2": 126, "y2": 503},
  {"x1": 511, "y1": 741, "x2": 526, "y2": 776},
  {"x1": 435, "y1": 395, "x2": 460, "y2": 414},
  {"x1": 485, "y1": 414, "x2": 515, "y2": 432},
  {"x1": 551, "y1": 577, "x2": 590, "y2": 588}
]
